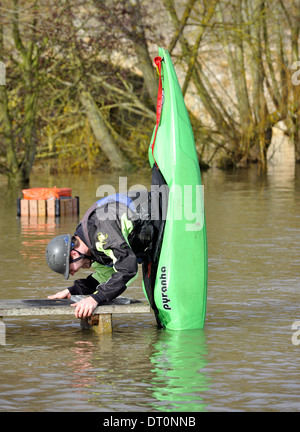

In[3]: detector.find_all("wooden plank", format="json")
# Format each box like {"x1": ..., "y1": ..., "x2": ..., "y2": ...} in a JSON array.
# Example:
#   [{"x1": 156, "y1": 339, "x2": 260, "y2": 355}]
[
  {"x1": 29, "y1": 200, "x2": 38, "y2": 217},
  {"x1": 93, "y1": 301, "x2": 151, "y2": 315},
  {"x1": 20, "y1": 199, "x2": 29, "y2": 216},
  {"x1": 60, "y1": 199, "x2": 66, "y2": 216},
  {"x1": 97, "y1": 314, "x2": 112, "y2": 333},
  {"x1": 0, "y1": 299, "x2": 74, "y2": 316},
  {"x1": 0, "y1": 297, "x2": 150, "y2": 317},
  {"x1": 47, "y1": 199, "x2": 55, "y2": 217},
  {"x1": 72, "y1": 197, "x2": 78, "y2": 215},
  {"x1": 38, "y1": 199, "x2": 46, "y2": 217},
  {"x1": 65, "y1": 198, "x2": 73, "y2": 215},
  {"x1": 84, "y1": 313, "x2": 113, "y2": 334}
]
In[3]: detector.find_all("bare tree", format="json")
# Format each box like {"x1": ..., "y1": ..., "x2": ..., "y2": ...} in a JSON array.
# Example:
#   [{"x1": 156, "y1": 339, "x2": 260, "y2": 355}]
[
  {"x1": 2, "y1": 0, "x2": 298, "y2": 181},
  {"x1": 0, "y1": 0, "x2": 45, "y2": 184},
  {"x1": 162, "y1": 0, "x2": 300, "y2": 169}
]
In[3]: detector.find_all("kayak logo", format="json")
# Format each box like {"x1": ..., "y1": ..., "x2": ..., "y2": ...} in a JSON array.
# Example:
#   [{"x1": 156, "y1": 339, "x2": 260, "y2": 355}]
[{"x1": 160, "y1": 266, "x2": 171, "y2": 310}]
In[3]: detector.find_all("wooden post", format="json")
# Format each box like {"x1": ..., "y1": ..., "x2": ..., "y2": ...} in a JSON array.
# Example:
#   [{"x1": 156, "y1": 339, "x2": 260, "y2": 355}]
[
  {"x1": 19, "y1": 194, "x2": 78, "y2": 217},
  {"x1": 0, "y1": 298, "x2": 150, "y2": 340},
  {"x1": 29, "y1": 200, "x2": 38, "y2": 217},
  {"x1": 38, "y1": 200, "x2": 46, "y2": 217},
  {"x1": 20, "y1": 199, "x2": 29, "y2": 216},
  {"x1": 72, "y1": 197, "x2": 78, "y2": 216},
  {"x1": 60, "y1": 199, "x2": 66, "y2": 216},
  {"x1": 81, "y1": 313, "x2": 112, "y2": 334},
  {"x1": 65, "y1": 199, "x2": 73, "y2": 215},
  {"x1": 97, "y1": 314, "x2": 112, "y2": 334},
  {"x1": 47, "y1": 199, "x2": 55, "y2": 217}
]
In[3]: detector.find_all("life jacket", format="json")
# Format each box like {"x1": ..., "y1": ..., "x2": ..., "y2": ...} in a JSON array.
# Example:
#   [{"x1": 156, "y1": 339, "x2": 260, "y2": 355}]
[
  {"x1": 75, "y1": 170, "x2": 168, "y2": 328},
  {"x1": 76, "y1": 193, "x2": 135, "y2": 250}
]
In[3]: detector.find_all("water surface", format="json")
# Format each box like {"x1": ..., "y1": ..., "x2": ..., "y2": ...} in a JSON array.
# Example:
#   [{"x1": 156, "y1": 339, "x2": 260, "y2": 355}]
[{"x1": 0, "y1": 164, "x2": 299, "y2": 412}]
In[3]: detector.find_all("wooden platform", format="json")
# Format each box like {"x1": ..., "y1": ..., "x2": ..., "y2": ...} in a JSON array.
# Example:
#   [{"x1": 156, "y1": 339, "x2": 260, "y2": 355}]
[
  {"x1": 0, "y1": 297, "x2": 151, "y2": 334},
  {"x1": 17, "y1": 197, "x2": 80, "y2": 218}
]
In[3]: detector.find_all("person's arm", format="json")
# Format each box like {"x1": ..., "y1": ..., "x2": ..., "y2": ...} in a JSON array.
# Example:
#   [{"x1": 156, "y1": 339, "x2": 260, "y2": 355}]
[
  {"x1": 48, "y1": 274, "x2": 99, "y2": 300},
  {"x1": 68, "y1": 274, "x2": 99, "y2": 296},
  {"x1": 88, "y1": 210, "x2": 138, "y2": 304},
  {"x1": 90, "y1": 242, "x2": 138, "y2": 304},
  {"x1": 47, "y1": 287, "x2": 98, "y2": 318}
]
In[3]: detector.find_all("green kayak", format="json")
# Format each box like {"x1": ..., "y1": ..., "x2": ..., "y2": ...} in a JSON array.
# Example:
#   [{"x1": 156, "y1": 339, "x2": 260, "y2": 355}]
[{"x1": 143, "y1": 48, "x2": 208, "y2": 330}]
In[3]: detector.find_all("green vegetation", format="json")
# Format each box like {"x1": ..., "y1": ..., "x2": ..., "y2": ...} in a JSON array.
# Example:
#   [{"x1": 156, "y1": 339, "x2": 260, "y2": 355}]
[{"x1": 0, "y1": 0, "x2": 299, "y2": 185}]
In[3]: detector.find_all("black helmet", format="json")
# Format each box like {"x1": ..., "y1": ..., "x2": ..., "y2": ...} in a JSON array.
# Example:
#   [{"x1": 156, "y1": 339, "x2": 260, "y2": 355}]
[{"x1": 45, "y1": 234, "x2": 73, "y2": 280}]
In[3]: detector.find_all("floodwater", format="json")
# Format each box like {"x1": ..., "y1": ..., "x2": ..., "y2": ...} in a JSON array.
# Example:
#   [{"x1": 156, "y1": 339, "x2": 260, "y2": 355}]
[{"x1": 0, "y1": 161, "x2": 299, "y2": 412}]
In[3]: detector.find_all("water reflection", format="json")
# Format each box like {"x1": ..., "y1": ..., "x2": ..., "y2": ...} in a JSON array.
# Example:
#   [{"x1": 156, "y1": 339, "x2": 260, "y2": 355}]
[
  {"x1": 17, "y1": 214, "x2": 79, "y2": 272},
  {"x1": 0, "y1": 165, "x2": 300, "y2": 412},
  {"x1": 18, "y1": 217, "x2": 57, "y2": 263},
  {"x1": 148, "y1": 329, "x2": 210, "y2": 412}
]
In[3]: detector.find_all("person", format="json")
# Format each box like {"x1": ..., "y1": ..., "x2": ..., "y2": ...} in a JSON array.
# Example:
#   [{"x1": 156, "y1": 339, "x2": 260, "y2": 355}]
[
  {"x1": 46, "y1": 192, "x2": 155, "y2": 319},
  {"x1": 46, "y1": 168, "x2": 168, "y2": 322}
]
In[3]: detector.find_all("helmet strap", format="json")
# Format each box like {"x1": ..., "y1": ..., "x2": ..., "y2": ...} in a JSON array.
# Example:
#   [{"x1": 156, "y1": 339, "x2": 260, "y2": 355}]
[{"x1": 70, "y1": 249, "x2": 94, "y2": 264}]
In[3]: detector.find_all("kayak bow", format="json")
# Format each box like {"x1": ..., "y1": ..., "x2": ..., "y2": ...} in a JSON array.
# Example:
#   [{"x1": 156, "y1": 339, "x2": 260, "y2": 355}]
[{"x1": 144, "y1": 48, "x2": 208, "y2": 330}]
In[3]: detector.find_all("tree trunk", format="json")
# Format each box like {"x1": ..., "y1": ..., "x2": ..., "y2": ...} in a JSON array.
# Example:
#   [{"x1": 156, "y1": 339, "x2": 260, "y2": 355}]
[
  {"x1": 290, "y1": 2, "x2": 300, "y2": 162},
  {"x1": 163, "y1": 0, "x2": 237, "y2": 144},
  {"x1": 217, "y1": 2, "x2": 252, "y2": 128},
  {"x1": 133, "y1": 42, "x2": 158, "y2": 107},
  {"x1": 294, "y1": 85, "x2": 300, "y2": 162},
  {"x1": 126, "y1": 0, "x2": 157, "y2": 107},
  {"x1": 0, "y1": 0, "x2": 40, "y2": 185},
  {"x1": 79, "y1": 90, "x2": 132, "y2": 170},
  {"x1": 0, "y1": 86, "x2": 18, "y2": 177}
]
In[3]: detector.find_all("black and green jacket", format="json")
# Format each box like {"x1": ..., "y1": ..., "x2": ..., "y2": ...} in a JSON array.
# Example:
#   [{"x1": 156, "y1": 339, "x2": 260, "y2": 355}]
[{"x1": 68, "y1": 192, "x2": 155, "y2": 305}]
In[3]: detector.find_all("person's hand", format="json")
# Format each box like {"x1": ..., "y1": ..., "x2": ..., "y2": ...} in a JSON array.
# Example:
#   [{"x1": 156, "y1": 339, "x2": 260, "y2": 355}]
[
  {"x1": 71, "y1": 296, "x2": 98, "y2": 319},
  {"x1": 48, "y1": 289, "x2": 71, "y2": 300}
]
